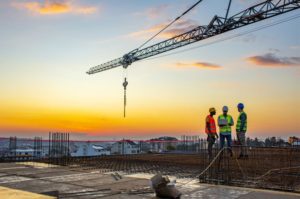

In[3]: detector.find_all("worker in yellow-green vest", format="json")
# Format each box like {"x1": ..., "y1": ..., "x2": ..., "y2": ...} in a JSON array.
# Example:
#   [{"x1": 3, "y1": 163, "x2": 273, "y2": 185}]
[
  {"x1": 218, "y1": 106, "x2": 234, "y2": 155},
  {"x1": 236, "y1": 103, "x2": 248, "y2": 159}
]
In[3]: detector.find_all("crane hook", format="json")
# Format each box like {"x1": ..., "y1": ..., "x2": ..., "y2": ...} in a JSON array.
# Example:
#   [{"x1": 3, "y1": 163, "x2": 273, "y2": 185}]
[{"x1": 123, "y1": 78, "x2": 128, "y2": 118}]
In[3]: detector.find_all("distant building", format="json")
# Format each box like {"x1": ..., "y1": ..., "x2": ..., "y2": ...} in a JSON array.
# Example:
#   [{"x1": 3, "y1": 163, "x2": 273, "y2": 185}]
[
  {"x1": 8, "y1": 148, "x2": 44, "y2": 160},
  {"x1": 11, "y1": 148, "x2": 35, "y2": 157},
  {"x1": 289, "y1": 136, "x2": 300, "y2": 147},
  {"x1": 149, "y1": 136, "x2": 178, "y2": 152},
  {"x1": 139, "y1": 141, "x2": 151, "y2": 153},
  {"x1": 111, "y1": 140, "x2": 139, "y2": 155},
  {"x1": 71, "y1": 142, "x2": 110, "y2": 156},
  {"x1": 181, "y1": 135, "x2": 202, "y2": 151},
  {"x1": 292, "y1": 141, "x2": 300, "y2": 147}
]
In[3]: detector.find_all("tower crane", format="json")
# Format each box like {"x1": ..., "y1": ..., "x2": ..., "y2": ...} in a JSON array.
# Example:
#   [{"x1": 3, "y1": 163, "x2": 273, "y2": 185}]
[{"x1": 86, "y1": 0, "x2": 300, "y2": 117}]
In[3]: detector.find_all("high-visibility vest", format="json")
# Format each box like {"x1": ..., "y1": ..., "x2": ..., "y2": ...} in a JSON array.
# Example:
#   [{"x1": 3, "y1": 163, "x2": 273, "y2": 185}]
[
  {"x1": 218, "y1": 114, "x2": 233, "y2": 134},
  {"x1": 236, "y1": 112, "x2": 247, "y2": 132},
  {"x1": 205, "y1": 115, "x2": 217, "y2": 134}
]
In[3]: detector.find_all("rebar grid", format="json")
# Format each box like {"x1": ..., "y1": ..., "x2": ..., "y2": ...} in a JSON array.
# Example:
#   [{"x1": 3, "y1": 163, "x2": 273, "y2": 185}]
[{"x1": 37, "y1": 147, "x2": 300, "y2": 192}]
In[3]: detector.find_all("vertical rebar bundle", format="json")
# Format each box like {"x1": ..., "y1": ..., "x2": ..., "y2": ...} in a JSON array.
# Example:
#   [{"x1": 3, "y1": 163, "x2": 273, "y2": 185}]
[
  {"x1": 48, "y1": 132, "x2": 70, "y2": 165},
  {"x1": 33, "y1": 137, "x2": 42, "y2": 159},
  {"x1": 9, "y1": 136, "x2": 17, "y2": 161}
]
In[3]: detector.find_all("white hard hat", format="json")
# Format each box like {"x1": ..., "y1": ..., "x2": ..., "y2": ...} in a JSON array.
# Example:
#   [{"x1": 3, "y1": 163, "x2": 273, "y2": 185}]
[{"x1": 222, "y1": 106, "x2": 228, "y2": 112}]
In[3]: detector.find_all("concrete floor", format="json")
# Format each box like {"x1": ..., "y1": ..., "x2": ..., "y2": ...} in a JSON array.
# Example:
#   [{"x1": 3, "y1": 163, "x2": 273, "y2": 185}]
[
  {"x1": 0, "y1": 162, "x2": 299, "y2": 199},
  {"x1": 0, "y1": 186, "x2": 55, "y2": 199}
]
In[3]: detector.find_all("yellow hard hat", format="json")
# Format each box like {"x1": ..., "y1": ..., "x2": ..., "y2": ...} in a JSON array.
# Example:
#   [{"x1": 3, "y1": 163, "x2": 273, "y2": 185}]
[{"x1": 209, "y1": 107, "x2": 216, "y2": 113}]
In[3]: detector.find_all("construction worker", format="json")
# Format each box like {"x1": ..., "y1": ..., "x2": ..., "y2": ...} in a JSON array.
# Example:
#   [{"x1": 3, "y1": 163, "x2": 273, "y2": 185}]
[
  {"x1": 218, "y1": 106, "x2": 234, "y2": 155},
  {"x1": 236, "y1": 103, "x2": 248, "y2": 159},
  {"x1": 205, "y1": 108, "x2": 219, "y2": 159}
]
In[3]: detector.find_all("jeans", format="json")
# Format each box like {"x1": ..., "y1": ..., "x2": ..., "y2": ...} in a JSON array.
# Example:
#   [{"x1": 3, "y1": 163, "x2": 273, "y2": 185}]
[
  {"x1": 220, "y1": 134, "x2": 232, "y2": 149},
  {"x1": 207, "y1": 134, "x2": 216, "y2": 158},
  {"x1": 237, "y1": 131, "x2": 247, "y2": 156}
]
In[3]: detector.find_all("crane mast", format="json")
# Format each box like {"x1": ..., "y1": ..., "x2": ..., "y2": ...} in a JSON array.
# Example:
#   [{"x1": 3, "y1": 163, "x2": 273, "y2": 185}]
[{"x1": 87, "y1": 0, "x2": 300, "y2": 74}]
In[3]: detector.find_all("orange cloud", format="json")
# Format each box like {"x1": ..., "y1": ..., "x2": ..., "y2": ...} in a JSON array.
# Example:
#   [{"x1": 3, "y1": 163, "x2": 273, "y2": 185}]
[
  {"x1": 13, "y1": 0, "x2": 97, "y2": 15},
  {"x1": 175, "y1": 61, "x2": 222, "y2": 70},
  {"x1": 25, "y1": 2, "x2": 69, "y2": 14},
  {"x1": 246, "y1": 53, "x2": 300, "y2": 67},
  {"x1": 129, "y1": 19, "x2": 199, "y2": 39}
]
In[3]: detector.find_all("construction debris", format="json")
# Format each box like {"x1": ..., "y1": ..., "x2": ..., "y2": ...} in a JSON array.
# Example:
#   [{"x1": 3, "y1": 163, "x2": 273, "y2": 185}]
[
  {"x1": 150, "y1": 174, "x2": 181, "y2": 199},
  {"x1": 111, "y1": 172, "x2": 122, "y2": 181}
]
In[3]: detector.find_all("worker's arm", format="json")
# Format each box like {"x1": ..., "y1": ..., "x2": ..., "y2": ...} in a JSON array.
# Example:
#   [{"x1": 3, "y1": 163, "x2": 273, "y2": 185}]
[
  {"x1": 206, "y1": 118, "x2": 211, "y2": 135},
  {"x1": 238, "y1": 113, "x2": 247, "y2": 132},
  {"x1": 228, "y1": 116, "x2": 234, "y2": 126},
  {"x1": 214, "y1": 132, "x2": 219, "y2": 138},
  {"x1": 217, "y1": 116, "x2": 222, "y2": 127}
]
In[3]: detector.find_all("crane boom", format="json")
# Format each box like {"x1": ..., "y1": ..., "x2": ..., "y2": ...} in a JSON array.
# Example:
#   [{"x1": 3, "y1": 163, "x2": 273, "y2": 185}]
[{"x1": 87, "y1": 0, "x2": 300, "y2": 75}]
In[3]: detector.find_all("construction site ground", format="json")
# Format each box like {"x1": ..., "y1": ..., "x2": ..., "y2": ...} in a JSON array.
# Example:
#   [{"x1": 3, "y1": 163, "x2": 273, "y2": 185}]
[{"x1": 0, "y1": 162, "x2": 299, "y2": 199}]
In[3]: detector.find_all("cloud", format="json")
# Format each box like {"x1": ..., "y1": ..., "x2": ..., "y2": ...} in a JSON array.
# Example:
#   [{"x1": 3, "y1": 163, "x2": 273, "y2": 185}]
[
  {"x1": 135, "y1": 4, "x2": 169, "y2": 19},
  {"x1": 268, "y1": 48, "x2": 280, "y2": 53},
  {"x1": 13, "y1": 0, "x2": 97, "y2": 15},
  {"x1": 129, "y1": 19, "x2": 199, "y2": 39},
  {"x1": 175, "y1": 61, "x2": 222, "y2": 70},
  {"x1": 246, "y1": 53, "x2": 300, "y2": 67},
  {"x1": 290, "y1": 45, "x2": 300, "y2": 50}
]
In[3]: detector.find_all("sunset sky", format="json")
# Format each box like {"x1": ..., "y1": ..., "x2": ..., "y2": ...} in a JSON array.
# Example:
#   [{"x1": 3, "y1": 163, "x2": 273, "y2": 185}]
[{"x1": 0, "y1": 0, "x2": 299, "y2": 140}]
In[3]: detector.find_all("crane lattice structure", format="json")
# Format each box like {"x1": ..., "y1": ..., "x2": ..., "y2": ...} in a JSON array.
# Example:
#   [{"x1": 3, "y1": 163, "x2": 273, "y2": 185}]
[
  {"x1": 87, "y1": 0, "x2": 300, "y2": 74},
  {"x1": 86, "y1": 0, "x2": 300, "y2": 117}
]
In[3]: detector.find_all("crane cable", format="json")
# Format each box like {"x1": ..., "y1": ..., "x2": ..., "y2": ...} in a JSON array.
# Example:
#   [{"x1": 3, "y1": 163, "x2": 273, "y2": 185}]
[{"x1": 136, "y1": 0, "x2": 204, "y2": 51}]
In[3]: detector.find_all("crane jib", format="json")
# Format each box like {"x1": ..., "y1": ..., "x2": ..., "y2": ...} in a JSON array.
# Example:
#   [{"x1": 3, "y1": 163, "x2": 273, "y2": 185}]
[{"x1": 87, "y1": 0, "x2": 300, "y2": 75}]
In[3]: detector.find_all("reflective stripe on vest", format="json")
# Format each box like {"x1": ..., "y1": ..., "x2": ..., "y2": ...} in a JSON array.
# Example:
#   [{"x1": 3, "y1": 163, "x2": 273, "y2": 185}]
[
  {"x1": 218, "y1": 115, "x2": 233, "y2": 134},
  {"x1": 236, "y1": 112, "x2": 247, "y2": 132},
  {"x1": 205, "y1": 115, "x2": 216, "y2": 134}
]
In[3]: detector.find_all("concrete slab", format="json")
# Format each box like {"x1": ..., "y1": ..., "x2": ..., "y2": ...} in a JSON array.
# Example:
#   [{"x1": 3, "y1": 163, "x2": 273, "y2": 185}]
[
  {"x1": 0, "y1": 163, "x2": 299, "y2": 199},
  {"x1": 0, "y1": 186, "x2": 55, "y2": 199},
  {"x1": 17, "y1": 162, "x2": 59, "y2": 168}
]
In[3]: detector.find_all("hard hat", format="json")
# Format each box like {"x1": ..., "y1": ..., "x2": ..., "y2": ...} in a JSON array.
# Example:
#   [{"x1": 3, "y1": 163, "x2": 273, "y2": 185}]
[
  {"x1": 209, "y1": 107, "x2": 216, "y2": 113},
  {"x1": 237, "y1": 103, "x2": 244, "y2": 109},
  {"x1": 222, "y1": 106, "x2": 228, "y2": 112}
]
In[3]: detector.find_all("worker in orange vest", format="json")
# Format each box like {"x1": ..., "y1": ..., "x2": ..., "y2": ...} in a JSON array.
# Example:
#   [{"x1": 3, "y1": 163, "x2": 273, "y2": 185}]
[{"x1": 206, "y1": 107, "x2": 219, "y2": 159}]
